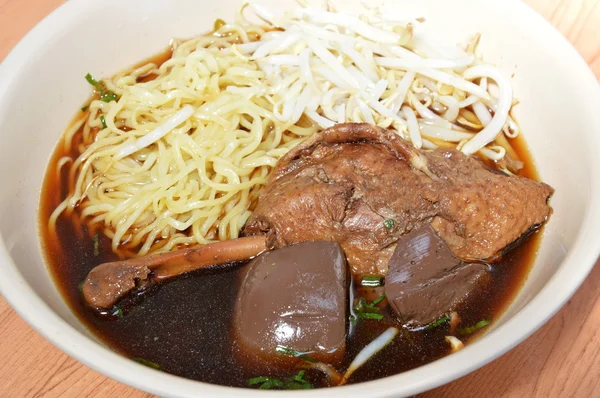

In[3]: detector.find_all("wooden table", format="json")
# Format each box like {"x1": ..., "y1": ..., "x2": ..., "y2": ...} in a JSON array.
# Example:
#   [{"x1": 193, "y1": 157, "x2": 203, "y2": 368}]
[{"x1": 1, "y1": 0, "x2": 600, "y2": 396}]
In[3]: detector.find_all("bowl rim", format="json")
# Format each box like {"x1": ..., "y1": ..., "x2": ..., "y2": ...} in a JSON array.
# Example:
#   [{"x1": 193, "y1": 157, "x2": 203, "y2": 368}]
[{"x1": 1, "y1": 0, "x2": 600, "y2": 397}]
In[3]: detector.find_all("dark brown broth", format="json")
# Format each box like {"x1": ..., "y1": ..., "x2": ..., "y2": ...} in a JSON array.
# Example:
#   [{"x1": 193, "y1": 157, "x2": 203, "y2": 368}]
[{"x1": 39, "y1": 49, "x2": 543, "y2": 389}]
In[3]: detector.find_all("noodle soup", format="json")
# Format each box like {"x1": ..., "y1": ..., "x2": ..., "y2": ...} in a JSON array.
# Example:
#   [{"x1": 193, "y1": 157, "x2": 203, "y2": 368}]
[{"x1": 39, "y1": 2, "x2": 553, "y2": 391}]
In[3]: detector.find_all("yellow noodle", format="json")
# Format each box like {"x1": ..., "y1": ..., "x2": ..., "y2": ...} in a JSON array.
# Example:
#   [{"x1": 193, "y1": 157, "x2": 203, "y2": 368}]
[{"x1": 51, "y1": 27, "x2": 305, "y2": 255}]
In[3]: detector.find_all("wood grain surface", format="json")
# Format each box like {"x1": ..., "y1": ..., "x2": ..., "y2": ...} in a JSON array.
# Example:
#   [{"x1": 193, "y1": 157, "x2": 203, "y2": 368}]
[{"x1": 1, "y1": 0, "x2": 599, "y2": 397}]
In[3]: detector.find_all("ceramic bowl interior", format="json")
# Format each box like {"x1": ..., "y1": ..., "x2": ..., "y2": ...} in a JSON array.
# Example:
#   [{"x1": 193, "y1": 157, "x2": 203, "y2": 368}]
[{"x1": 1, "y1": 0, "x2": 600, "y2": 397}]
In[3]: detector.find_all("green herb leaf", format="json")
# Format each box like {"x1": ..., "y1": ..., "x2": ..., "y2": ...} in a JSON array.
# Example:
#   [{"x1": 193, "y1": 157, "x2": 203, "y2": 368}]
[
  {"x1": 361, "y1": 275, "x2": 383, "y2": 287},
  {"x1": 275, "y1": 346, "x2": 301, "y2": 357},
  {"x1": 354, "y1": 297, "x2": 367, "y2": 312},
  {"x1": 426, "y1": 315, "x2": 450, "y2": 330},
  {"x1": 100, "y1": 91, "x2": 118, "y2": 102},
  {"x1": 293, "y1": 370, "x2": 306, "y2": 381},
  {"x1": 357, "y1": 312, "x2": 384, "y2": 320},
  {"x1": 354, "y1": 294, "x2": 385, "y2": 313},
  {"x1": 352, "y1": 293, "x2": 387, "y2": 323},
  {"x1": 132, "y1": 358, "x2": 161, "y2": 370},
  {"x1": 93, "y1": 233, "x2": 100, "y2": 256},
  {"x1": 248, "y1": 371, "x2": 312, "y2": 390},
  {"x1": 275, "y1": 346, "x2": 315, "y2": 363},
  {"x1": 248, "y1": 376, "x2": 270, "y2": 385},
  {"x1": 113, "y1": 305, "x2": 124, "y2": 318},
  {"x1": 371, "y1": 292, "x2": 386, "y2": 306},
  {"x1": 85, "y1": 73, "x2": 104, "y2": 91},
  {"x1": 100, "y1": 115, "x2": 107, "y2": 129},
  {"x1": 85, "y1": 73, "x2": 118, "y2": 103},
  {"x1": 458, "y1": 319, "x2": 491, "y2": 335},
  {"x1": 287, "y1": 381, "x2": 312, "y2": 390},
  {"x1": 383, "y1": 218, "x2": 395, "y2": 230},
  {"x1": 349, "y1": 314, "x2": 357, "y2": 326},
  {"x1": 259, "y1": 379, "x2": 284, "y2": 389}
]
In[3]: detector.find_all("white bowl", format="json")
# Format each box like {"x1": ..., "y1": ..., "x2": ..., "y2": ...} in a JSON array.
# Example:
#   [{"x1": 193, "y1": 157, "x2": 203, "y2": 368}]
[{"x1": 1, "y1": 0, "x2": 600, "y2": 396}]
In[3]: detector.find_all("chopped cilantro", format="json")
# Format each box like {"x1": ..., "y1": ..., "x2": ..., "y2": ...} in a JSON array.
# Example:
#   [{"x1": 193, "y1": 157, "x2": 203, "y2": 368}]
[
  {"x1": 258, "y1": 379, "x2": 285, "y2": 389},
  {"x1": 248, "y1": 370, "x2": 312, "y2": 390},
  {"x1": 352, "y1": 293, "x2": 386, "y2": 323}
]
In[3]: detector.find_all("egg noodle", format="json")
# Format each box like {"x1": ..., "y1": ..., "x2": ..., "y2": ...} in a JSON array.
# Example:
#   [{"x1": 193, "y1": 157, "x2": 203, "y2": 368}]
[{"x1": 49, "y1": 2, "x2": 521, "y2": 256}]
